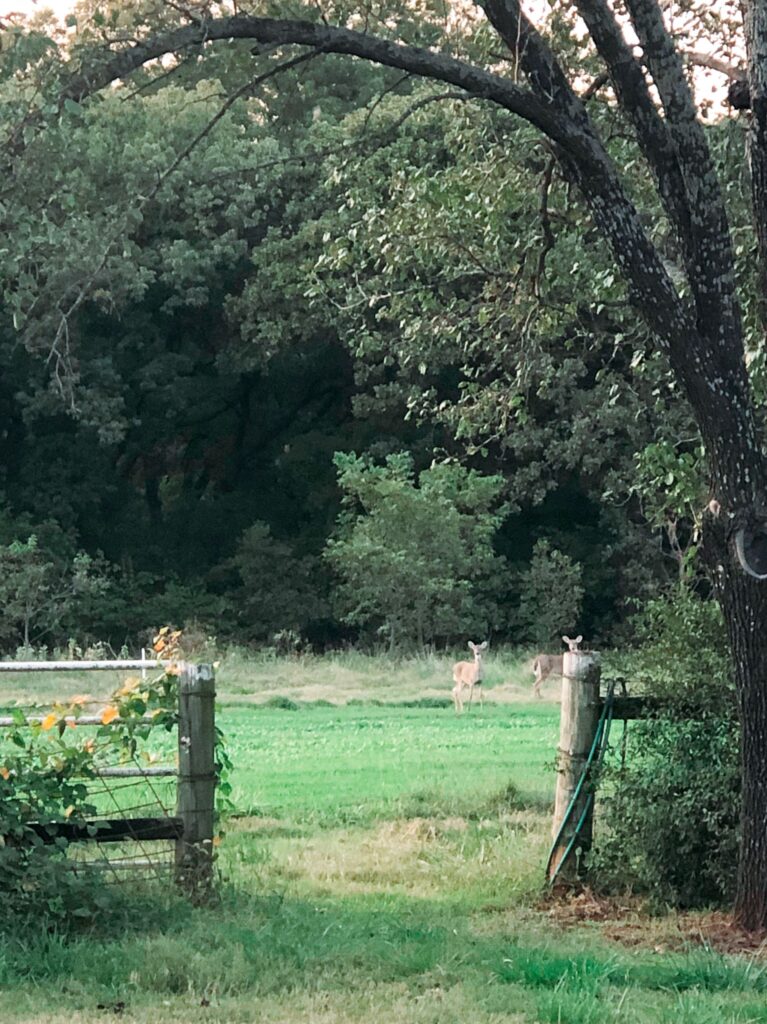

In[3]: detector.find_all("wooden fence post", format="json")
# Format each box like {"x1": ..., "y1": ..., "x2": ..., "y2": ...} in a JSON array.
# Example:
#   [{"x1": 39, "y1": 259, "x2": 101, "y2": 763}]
[
  {"x1": 548, "y1": 650, "x2": 601, "y2": 882},
  {"x1": 175, "y1": 663, "x2": 216, "y2": 898}
]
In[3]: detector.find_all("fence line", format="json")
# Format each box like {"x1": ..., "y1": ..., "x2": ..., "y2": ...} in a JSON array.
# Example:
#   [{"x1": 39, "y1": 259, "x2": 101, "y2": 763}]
[
  {"x1": 0, "y1": 660, "x2": 167, "y2": 672},
  {"x1": 0, "y1": 715, "x2": 159, "y2": 726}
]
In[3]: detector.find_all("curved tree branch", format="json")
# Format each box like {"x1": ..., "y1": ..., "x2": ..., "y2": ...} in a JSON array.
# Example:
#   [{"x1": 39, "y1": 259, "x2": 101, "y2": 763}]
[
  {"x1": 572, "y1": 0, "x2": 694, "y2": 269},
  {"x1": 624, "y1": 0, "x2": 741, "y2": 352},
  {"x1": 50, "y1": 10, "x2": 760, "y2": 492},
  {"x1": 64, "y1": 15, "x2": 571, "y2": 143},
  {"x1": 64, "y1": 13, "x2": 691, "y2": 343}
]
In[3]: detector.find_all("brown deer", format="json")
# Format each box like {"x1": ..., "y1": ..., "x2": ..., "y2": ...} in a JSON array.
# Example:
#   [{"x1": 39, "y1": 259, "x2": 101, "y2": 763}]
[
  {"x1": 532, "y1": 635, "x2": 582, "y2": 698},
  {"x1": 452, "y1": 641, "x2": 488, "y2": 713}
]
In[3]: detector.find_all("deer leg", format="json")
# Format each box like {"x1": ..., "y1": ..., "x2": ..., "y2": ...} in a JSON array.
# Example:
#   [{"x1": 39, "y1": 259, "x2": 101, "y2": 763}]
[
  {"x1": 533, "y1": 670, "x2": 542, "y2": 699},
  {"x1": 453, "y1": 685, "x2": 462, "y2": 714},
  {"x1": 468, "y1": 683, "x2": 474, "y2": 711}
]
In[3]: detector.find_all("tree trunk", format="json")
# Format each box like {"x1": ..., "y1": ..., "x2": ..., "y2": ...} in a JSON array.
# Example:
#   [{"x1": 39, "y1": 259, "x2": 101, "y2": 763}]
[{"x1": 717, "y1": 567, "x2": 767, "y2": 930}]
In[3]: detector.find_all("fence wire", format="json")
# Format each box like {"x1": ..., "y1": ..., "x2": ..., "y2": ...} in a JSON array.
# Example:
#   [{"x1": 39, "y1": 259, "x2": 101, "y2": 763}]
[{"x1": 1, "y1": 710, "x2": 179, "y2": 884}]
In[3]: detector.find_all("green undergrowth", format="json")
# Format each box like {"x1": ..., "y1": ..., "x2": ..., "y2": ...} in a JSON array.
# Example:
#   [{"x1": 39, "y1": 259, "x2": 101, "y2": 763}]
[{"x1": 259, "y1": 695, "x2": 456, "y2": 710}]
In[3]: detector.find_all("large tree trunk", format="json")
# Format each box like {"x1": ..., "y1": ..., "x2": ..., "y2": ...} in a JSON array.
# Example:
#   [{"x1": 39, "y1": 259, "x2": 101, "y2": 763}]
[{"x1": 717, "y1": 567, "x2": 767, "y2": 930}]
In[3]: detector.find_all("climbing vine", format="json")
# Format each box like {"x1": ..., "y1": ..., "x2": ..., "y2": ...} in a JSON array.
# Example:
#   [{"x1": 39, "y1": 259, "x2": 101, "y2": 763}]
[{"x1": 0, "y1": 629, "x2": 227, "y2": 925}]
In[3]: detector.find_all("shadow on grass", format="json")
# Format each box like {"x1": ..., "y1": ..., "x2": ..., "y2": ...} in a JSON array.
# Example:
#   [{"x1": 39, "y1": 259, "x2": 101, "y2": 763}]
[{"x1": 2, "y1": 886, "x2": 764, "y2": 1013}]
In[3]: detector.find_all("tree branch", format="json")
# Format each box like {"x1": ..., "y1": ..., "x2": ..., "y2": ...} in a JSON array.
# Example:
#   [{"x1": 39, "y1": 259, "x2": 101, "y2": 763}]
[
  {"x1": 478, "y1": 1, "x2": 694, "y2": 356},
  {"x1": 623, "y1": 0, "x2": 741, "y2": 349},
  {"x1": 52, "y1": 10, "x2": 759, "y2": 482},
  {"x1": 744, "y1": 0, "x2": 767, "y2": 334},
  {"x1": 683, "y1": 50, "x2": 745, "y2": 80},
  {"x1": 571, "y1": 0, "x2": 695, "y2": 270},
  {"x1": 63, "y1": 15, "x2": 573, "y2": 144}
]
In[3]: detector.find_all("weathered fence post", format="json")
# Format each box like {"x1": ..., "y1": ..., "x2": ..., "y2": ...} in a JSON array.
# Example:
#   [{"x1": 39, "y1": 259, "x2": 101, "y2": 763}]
[
  {"x1": 548, "y1": 650, "x2": 601, "y2": 882},
  {"x1": 175, "y1": 663, "x2": 216, "y2": 898}
]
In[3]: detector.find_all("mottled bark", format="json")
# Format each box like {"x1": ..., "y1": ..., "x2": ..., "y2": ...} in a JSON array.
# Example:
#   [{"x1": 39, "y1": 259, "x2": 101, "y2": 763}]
[
  {"x1": 574, "y1": 0, "x2": 693, "y2": 255},
  {"x1": 705, "y1": 525, "x2": 767, "y2": 931},
  {"x1": 746, "y1": 2, "x2": 767, "y2": 336}
]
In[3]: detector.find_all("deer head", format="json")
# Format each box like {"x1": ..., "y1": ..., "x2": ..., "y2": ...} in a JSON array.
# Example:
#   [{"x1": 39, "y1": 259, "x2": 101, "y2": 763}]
[{"x1": 468, "y1": 640, "x2": 488, "y2": 658}]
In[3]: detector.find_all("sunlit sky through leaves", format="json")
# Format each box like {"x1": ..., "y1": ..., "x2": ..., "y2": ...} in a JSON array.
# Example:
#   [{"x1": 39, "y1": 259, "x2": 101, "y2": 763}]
[{"x1": 0, "y1": 1, "x2": 744, "y2": 116}]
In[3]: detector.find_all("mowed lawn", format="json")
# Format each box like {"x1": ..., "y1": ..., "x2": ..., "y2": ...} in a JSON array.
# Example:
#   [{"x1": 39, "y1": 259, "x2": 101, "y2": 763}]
[
  {"x1": 1, "y1": 655, "x2": 767, "y2": 1023},
  {"x1": 224, "y1": 702, "x2": 556, "y2": 821}
]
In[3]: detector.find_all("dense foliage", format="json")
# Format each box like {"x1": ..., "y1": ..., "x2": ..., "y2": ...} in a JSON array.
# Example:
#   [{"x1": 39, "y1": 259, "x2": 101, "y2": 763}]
[
  {"x1": 326, "y1": 453, "x2": 508, "y2": 647},
  {"x1": 0, "y1": 3, "x2": 749, "y2": 656},
  {"x1": 595, "y1": 590, "x2": 739, "y2": 906}
]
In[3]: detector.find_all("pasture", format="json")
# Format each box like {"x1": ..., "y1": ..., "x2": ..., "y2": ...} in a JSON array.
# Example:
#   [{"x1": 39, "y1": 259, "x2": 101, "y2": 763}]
[{"x1": 0, "y1": 652, "x2": 765, "y2": 1023}]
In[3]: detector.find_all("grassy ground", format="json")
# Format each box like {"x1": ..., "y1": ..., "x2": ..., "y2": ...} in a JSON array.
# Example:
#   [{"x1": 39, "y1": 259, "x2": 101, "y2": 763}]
[{"x1": 0, "y1": 652, "x2": 765, "y2": 1023}]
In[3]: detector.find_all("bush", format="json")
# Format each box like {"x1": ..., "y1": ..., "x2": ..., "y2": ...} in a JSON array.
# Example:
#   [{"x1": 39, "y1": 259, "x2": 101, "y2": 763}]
[
  {"x1": 515, "y1": 539, "x2": 584, "y2": 647},
  {"x1": 593, "y1": 714, "x2": 739, "y2": 906},
  {"x1": 325, "y1": 452, "x2": 509, "y2": 649},
  {"x1": 0, "y1": 669, "x2": 179, "y2": 929},
  {"x1": 229, "y1": 522, "x2": 326, "y2": 645},
  {"x1": 592, "y1": 588, "x2": 739, "y2": 907}
]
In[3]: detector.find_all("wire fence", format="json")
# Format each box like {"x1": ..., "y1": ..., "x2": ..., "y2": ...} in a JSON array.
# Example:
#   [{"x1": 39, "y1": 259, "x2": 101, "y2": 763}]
[{"x1": 0, "y1": 660, "x2": 216, "y2": 894}]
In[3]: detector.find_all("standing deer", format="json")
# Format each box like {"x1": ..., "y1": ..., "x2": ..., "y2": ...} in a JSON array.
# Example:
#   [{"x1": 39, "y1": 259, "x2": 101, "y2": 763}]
[
  {"x1": 532, "y1": 635, "x2": 583, "y2": 698},
  {"x1": 452, "y1": 641, "x2": 488, "y2": 713}
]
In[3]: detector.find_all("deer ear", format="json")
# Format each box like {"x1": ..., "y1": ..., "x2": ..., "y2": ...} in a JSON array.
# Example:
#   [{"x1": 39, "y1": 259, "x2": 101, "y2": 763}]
[
  {"x1": 479, "y1": 641, "x2": 488, "y2": 650},
  {"x1": 468, "y1": 641, "x2": 476, "y2": 651},
  {"x1": 575, "y1": 635, "x2": 583, "y2": 644},
  {"x1": 562, "y1": 635, "x2": 571, "y2": 644}
]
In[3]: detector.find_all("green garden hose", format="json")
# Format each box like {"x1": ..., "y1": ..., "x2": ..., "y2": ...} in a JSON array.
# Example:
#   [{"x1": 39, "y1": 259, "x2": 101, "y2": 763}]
[{"x1": 546, "y1": 681, "x2": 616, "y2": 884}]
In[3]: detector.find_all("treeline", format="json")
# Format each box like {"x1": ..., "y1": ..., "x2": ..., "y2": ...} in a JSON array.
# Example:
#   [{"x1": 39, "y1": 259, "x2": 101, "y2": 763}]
[{"x1": 0, "y1": 9, "x2": 745, "y2": 654}]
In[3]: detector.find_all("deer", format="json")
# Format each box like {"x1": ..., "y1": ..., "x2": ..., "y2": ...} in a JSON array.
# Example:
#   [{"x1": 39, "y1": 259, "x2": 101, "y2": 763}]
[
  {"x1": 452, "y1": 641, "x2": 488, "y2": 713},
  {"x1": 532, "y1": 635, "x2": 583, "y2": 698}
]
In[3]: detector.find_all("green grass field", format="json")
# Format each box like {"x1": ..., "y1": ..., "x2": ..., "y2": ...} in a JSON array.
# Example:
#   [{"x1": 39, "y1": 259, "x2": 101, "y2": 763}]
[{"x1": 0, "y1": 652, "x2": 765, "y2": 1023}]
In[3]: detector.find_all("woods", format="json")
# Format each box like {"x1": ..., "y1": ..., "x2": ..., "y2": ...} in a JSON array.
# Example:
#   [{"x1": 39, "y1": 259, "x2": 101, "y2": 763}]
[{"x1": 3, "y1": 0, "x2": 767, "y2": 931}]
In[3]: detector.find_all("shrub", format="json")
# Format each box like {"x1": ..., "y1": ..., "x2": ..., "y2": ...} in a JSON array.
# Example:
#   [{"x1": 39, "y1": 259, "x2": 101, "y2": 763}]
[
  {"x1": 592, "y1": 588, "x2": 739, "y2": 907},
  {"x1": 515, "y1": 539, "x2": 584, "y2": 646},
  {"x1": 230, "y1": 522, "x2": 326, "y2": 645},
  {"x1": 325, "y1": 452, "x2": 509, "y2": 649},
  {"x1": 0, "y1": 669, "x2": 178, "y2": 929}
]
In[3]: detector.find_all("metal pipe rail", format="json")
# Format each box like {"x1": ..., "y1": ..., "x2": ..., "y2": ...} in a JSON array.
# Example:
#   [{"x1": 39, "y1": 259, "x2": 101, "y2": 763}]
[
  {"x1": 0, "y1": 660, "x2": 166, "y2": 671},
  {"x1": 0, "y1": 715, "x2": 161, "y2": 727}
]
